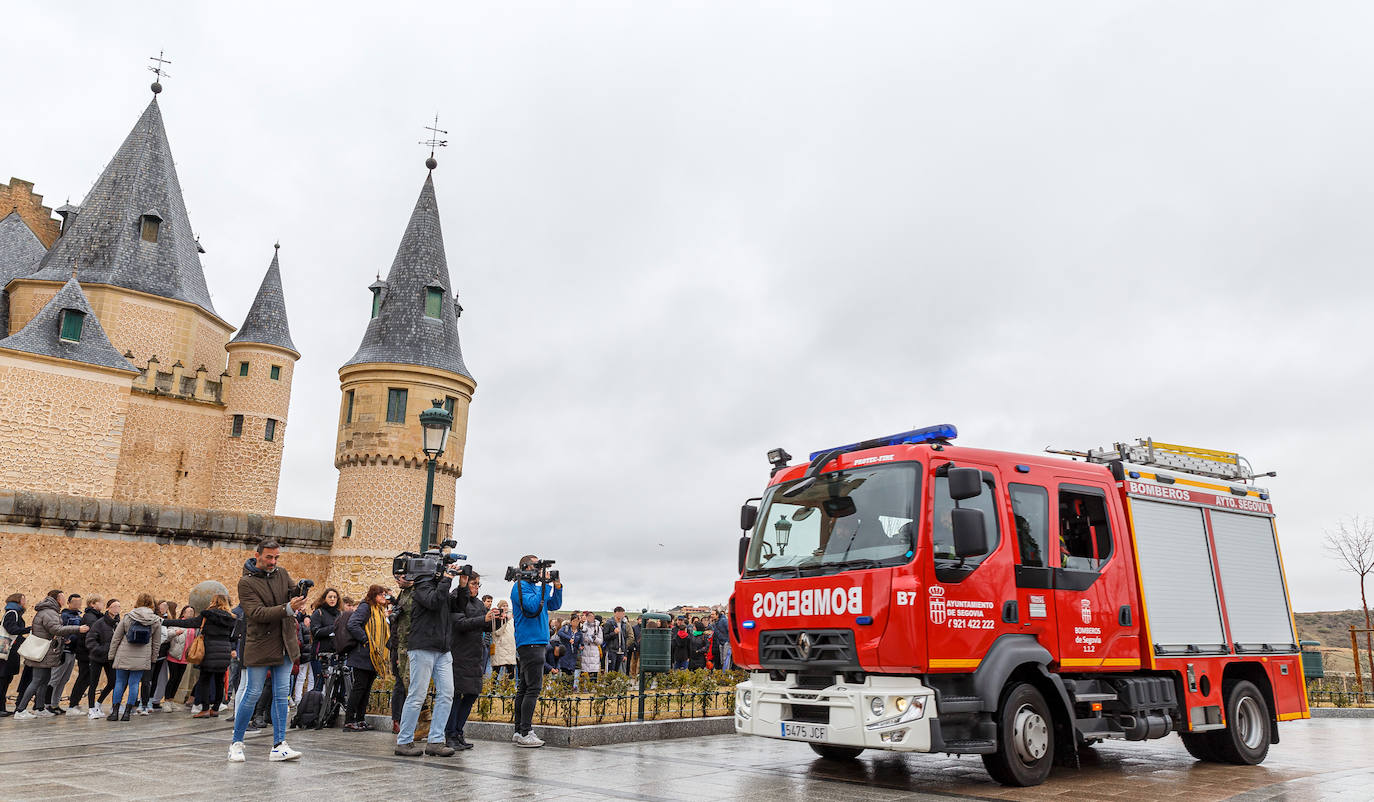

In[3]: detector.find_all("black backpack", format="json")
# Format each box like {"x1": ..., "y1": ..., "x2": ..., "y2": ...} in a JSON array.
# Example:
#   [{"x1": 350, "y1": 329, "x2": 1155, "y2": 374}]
[
  {"x1": 127, "y1": 621, "x2": 152, "y2": 645},
  {"x1": 293, "y1": 690, "x2": 324, "y2": 729},
  {"x1": 334, "y1": 612, "x2": 356, "y2": 655}
]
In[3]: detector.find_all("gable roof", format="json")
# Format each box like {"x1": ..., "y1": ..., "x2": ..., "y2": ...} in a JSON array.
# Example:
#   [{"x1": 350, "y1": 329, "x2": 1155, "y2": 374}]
[
  {"x1": 343, "y1": 173, "x2": 472, "y2": 379},
  {"x1": 0, "y1": 275, "x2": 138, "y2": 374},
  {"x1": 26, "y1": 98, "x2": 219, "y2": 318},
  {"x1": 229, "y1": 247, "x2": 298, "y2": 356}
]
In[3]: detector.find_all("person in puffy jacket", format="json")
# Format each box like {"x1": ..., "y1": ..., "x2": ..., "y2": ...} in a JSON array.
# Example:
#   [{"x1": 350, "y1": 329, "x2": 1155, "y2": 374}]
[
  {"x1": 84, "y1": 600, "x2": 120, "y2": 717},
  {"x1": 159, "y1": 605, "x2": 196, "y2": 710},
  {"x1": 162, "y1": 595, "x2": 236, "y2": 718},
  {"x1": 446, "y1": 573, "x2": 498, "y2": 750},
  {"x1": 576, "y1": 612, "x2": 603, "y2": 687},
  {"x1": 670, "y1": 619, "x2": 691, "y2": 670},
  {"x1": 554, "y1": 620, "x2": 578, "y2": 676},
  {"x1": 13, "y1": 591, "x2": 89, "y2": 720},
  {"x1": 490, "y1": 600, "x2": 516, "y2": 680},
  {"x1": 309, "y1": 588, "x2": 342, "y2": 691},
  {"x1": 105, "y1": 593, "x2": 164, "y2": 722},
  {"x1": 0, "y1": 593, "x2": 31, "y2": 716}
]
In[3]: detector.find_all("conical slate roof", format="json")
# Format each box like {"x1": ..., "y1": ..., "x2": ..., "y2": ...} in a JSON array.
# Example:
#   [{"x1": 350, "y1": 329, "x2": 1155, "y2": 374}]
[
  {"x1": 229, "y1": 247, "x2": 297, "y2": 356},
  {"x1": 0, "y1": 211, "x2": 48, "y2": 338},
  {"x1": 344, "y1": 173, "x2": 471, "y2": 378},
  {"x1": 27, "y1": 98, "x2": 219, "y2": 318},
  {"x1": 0, "y1": 275, "x2": 138, "y2": 373}
]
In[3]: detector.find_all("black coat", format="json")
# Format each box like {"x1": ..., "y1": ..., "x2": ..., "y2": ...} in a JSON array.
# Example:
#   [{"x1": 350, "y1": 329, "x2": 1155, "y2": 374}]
[
  {"x1": 345, "y1": 602, "x2": 378, "y2": 673},
  {"x1": 407, "y1": 576, "x2": 456, "y2": 654},
  {"x1": 163, "y1": 608, "x2": 236, "y2": 672},
  {"x1": 449, "y1": 592, "x2": 489, "y2": 696},
  {"x1": 671, "y1": 625, "x2": 691, "y2": 663},
  {"x1": 85, "y1": 612, "x2": 119, "y2": 664},
  {"x1": 310, "y1": 606, "x2": 340, "y2": 655},
  {"x1": 73, "y1": 606, "x2": 101, "y2": 659}
]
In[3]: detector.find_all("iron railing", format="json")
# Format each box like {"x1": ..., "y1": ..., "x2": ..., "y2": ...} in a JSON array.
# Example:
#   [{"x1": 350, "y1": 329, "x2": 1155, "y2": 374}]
[{"x1": 368, "y1": 685, "x2": 736, "y2": 726}]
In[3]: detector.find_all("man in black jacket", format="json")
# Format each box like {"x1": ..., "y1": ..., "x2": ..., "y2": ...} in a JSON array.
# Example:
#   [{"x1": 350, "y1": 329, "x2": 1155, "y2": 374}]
[
  {"x1": 83, "y1": 599, "x2": 119, "y2": 718},
  {"x1": 603, "y1": 607, "x2": 634, "y2": 674},
  {"x1": 65, "y1": 595, "x2": 100, "y2": 712},
  {"x1": 395, "y1": 565, "x2": 460, "y2": 757}
]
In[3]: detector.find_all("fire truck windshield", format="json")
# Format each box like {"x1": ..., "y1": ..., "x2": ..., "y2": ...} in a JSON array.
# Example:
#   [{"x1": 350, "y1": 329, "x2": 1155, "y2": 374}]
[{"x1": 744, "y1": 463, "x2": 918, "y2": 576}]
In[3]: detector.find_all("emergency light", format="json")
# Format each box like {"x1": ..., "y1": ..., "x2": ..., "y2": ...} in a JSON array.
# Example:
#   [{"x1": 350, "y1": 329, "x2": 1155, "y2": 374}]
[{"x1": 808, "y1": 424, "x2": 957, "y2": 461}]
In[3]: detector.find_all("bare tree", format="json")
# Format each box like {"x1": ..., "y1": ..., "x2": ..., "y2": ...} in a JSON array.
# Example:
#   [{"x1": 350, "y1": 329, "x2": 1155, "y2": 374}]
[{"x1": 1325, "y1": 516, "x2": 1374, "y2": 677}]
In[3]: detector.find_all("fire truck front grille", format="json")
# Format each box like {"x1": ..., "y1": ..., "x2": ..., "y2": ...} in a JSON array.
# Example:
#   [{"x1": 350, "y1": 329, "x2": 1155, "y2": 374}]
[
  {"x1": 788, "y1": 704, "x2": 829, "y2": 724},
  {"x1": 759, "y1": 630, "x2": 858, "y2": 672}
]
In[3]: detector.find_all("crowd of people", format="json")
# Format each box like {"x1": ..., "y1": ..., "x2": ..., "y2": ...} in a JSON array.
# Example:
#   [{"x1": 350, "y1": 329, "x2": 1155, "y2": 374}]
[{"x1": 0, "y1": 539, "x2": 728, "y2": 764}]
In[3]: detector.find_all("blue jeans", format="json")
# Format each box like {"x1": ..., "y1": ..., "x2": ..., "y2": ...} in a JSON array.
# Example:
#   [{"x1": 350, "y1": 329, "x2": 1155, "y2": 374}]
[
  {"x1": 722, "y1": 642, "x2": 732, "y2": 671},
  {"x1": 112, "y1": 669, "x2": 144, "y2": 708},
  {"x1": 397, "y1": 649, "x2": 453, "y2": 745},
  {"x1": 233, "y1": 655, "x2": 291, "y2": 745}
]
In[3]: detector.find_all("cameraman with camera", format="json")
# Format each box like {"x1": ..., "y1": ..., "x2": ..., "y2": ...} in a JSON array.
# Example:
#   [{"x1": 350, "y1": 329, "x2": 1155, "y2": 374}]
[
  {"x1": 508, "y1": 555, "x2": 562, "y2": 748},
  {"x1": 394, "y1": 548, "x2": 462, "y2": 757}
]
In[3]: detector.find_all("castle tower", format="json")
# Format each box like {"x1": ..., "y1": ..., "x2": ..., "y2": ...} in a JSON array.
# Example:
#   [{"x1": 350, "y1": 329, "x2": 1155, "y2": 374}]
[
  {"x1": 210, "y1": 245, "x2": 298, "y2": 514},
  {"x1": 327, "y1": 167, "x2": 476, "y2": 594}
]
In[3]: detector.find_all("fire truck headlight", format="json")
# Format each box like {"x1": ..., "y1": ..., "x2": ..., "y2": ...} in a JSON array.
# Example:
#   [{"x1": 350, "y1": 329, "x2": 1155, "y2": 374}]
[
  {"x1": 893, "y1": 696, "x2": 909, "y2": 714},
  {"x1": 741, "y1": 690, "x2": 751, "y2": 710},
  {"x1": 869, "y1": 697, "x2": 885, "y2": 717}
]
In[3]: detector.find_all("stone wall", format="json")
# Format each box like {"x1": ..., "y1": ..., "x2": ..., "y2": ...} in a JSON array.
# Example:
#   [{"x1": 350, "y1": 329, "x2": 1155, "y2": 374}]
[
  {"x1": 0, "y1": 489, "x2": 332, "y2": 608},
  {"x1": 0, "y1": 178, "x2": 60, "y2": 248},
  {"x1": 210, "y1": 344, "x2": 295, "y2": 515},
  {"x1": 0, "y1": 354, "x2": 131, "y2": 498},
  {"x1": 114, "y1": 392, "x2": 223, "y2": 508}
]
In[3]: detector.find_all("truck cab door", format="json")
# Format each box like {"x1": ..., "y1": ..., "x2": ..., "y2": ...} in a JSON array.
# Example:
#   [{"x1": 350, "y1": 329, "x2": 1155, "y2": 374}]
[
  {"x1": 1009, "y1": 482, "x2": 1058, "y2": 653},
  {"x1": 1051, "y1": 481, "x2": 1142, "y2": 671}
]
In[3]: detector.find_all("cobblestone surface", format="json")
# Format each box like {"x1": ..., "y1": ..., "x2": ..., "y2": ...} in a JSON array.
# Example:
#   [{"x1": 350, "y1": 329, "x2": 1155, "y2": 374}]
[{"x1": 0, "y1": 711, "x2": 1368, "y2": 800}]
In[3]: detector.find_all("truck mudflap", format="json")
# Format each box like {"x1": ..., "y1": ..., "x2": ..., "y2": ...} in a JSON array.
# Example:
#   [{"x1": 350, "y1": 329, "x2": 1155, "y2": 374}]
[{"x1": 735, "y1": 673, "x2": 937, "y2": 752}]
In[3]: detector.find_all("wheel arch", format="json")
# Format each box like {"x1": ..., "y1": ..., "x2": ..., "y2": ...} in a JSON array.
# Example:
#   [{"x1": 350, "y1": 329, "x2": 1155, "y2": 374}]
[
  {"x1": 972, "y1": 635, "x2": 1078, "y2": 766},
  {"x1": 1221, "y1": 662, "x2": 1279, "y2": 744}
]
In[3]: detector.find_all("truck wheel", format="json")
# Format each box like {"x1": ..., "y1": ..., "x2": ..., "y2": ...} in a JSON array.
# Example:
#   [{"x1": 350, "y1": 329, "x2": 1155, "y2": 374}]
[
  {"x1": 1178, "y1": 732, "x2": 1217, "y2": 762},
  {"x1": 981, "y1": 682, "x2": 1055, "y2": 787},
  {"x1": 808, "y1": 743, "x2": 864, "y2": 761},
  {"x1": 1210, "y1": 680, "x2": 1271, "y2": 765}
]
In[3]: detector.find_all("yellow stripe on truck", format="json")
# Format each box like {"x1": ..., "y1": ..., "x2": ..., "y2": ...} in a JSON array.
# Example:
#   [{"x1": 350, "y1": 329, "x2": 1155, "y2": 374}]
[
  {"x1": 1059, "y1": 658, "x2": 1142, "y2": 668},
  {"x1": 928, "y1": 659, "x2": 981, "y2": 669}
]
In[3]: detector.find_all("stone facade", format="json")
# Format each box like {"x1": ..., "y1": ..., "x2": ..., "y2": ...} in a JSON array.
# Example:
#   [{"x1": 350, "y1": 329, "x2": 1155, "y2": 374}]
[
  {"x1": 209, "y1": 343, "x2": 296, "y2": 515},
  {"x1": 112, "y1": 392, "x2": 223, "y2": 507},
  {"x1": 0, "y1": 178, "x2": 60, "y2": 249}
]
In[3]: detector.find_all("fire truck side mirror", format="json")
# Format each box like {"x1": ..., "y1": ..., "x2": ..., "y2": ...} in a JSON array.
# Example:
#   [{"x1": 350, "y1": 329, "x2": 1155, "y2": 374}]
[
  {"x1": 738, "y1": 536, "x2": 750, "y2": 575},
  {"x1": 951, "y1": 507, "x2": 989, "y2": 558},
  {"x1": 947, "y1": 467, "x2": 983, "y2": 501},
  {"x1": 740, "y1": 503, "x2": 759, "y2": 532}
]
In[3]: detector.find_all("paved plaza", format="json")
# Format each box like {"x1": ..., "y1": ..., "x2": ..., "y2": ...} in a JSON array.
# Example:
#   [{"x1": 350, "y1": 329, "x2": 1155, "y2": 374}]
[{"x1": 0, "y1": 713, "x2": 1370, "y2": 801}]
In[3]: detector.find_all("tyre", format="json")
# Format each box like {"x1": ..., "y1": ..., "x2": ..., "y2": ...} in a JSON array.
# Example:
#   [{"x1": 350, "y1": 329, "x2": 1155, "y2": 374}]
[
  {"x1": 808, "y1": 743, "x2": 864, "y2": 761},
  {"x1": 1209, "y1": 680, "x2": 1271, "y2": 765},
  {"x1": 1178, "y1": 731, "x2": 1217, "y2": 762},
  {"x1": 981, "y1": 682, "x2": 1055, "y2": 787}
]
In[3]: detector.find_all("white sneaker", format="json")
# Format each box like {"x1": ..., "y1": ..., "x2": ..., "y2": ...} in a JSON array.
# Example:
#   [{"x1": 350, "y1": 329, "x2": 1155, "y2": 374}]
[
  {"x1": 269, "y1": 741, "x2": 302, "y2": 762},
  {"x1": 511, "y1": 731, "x2": 523, "y2": 744},
  {"x1": 515, "y1": 731, "x2": 544, "y2": 748},
  {"x1": 136, "y1": 706, "x2": 150, "y2": 716},
  {"x1": 227, "y1": 741, "x2": 246, "y2": 763},
  {"x1": 87, "y1": 708, "x2": 104, "y2": 720},
  {"x1": 34, "y1": 709, "x2": 54, "y2": 718},
  {"x1": 162, "y1": 701, "x2": 179, "y2": 712},
  {"x1": 13, "y1": 711, "x2": 35, "y2": 721}
]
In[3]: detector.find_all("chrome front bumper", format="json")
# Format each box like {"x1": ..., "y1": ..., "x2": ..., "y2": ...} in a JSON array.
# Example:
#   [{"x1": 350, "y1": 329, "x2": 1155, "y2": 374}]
[{"x1": 734, "y1": 672, "x2": 936, "y2": 752}]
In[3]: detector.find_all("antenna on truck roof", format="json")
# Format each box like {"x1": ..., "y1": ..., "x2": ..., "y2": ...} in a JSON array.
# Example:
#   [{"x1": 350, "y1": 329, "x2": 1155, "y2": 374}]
[{"x1": 1047, "y1": 437, "x2": 1274, "y2": 483}]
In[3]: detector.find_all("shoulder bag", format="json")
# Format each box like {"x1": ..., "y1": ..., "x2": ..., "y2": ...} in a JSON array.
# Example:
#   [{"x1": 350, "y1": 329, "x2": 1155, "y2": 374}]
[{"x1": 18, "y1": 632, "x2": 52, "y2": 663}]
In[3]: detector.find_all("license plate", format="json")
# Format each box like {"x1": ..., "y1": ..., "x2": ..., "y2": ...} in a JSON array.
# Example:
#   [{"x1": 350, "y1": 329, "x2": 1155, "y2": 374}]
[{"x1": 780, "y1": 722, "x2": 828, "y2": 742}]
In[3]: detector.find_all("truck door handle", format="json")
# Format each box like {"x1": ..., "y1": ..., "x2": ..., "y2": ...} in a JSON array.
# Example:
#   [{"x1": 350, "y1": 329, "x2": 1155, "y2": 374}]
[
  {"x1": 1119, "y1": 605, "x2": 1132, "y2": 626},
  {"x1": 1002, "y1": 600, "x2": 1018, "y2": 623}
]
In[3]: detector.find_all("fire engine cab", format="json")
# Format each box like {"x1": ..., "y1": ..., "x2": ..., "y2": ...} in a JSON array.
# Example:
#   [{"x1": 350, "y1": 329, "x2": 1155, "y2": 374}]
[{"x1": 730, "y1": 426, "x2": 1307, "y2": 787}]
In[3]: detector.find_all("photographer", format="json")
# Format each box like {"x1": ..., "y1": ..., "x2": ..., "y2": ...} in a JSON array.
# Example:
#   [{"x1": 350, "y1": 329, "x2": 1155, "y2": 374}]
[
  {"x1": 394, "y1": 560, "x2": 459, "y2": 757},
  {"x1": 227, "y1": 539, "x2": 308, "y2": 764},
  {"x1": 446, "y1": 572, "x2": 497, "y2": 750},
  {"x1": 510, "y1": 554, "x2": 563, "y2": 748}
]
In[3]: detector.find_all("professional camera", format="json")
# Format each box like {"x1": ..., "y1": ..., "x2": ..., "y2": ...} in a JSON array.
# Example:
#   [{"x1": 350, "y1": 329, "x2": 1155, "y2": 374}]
[
  {"x1": 288, "y1": 578, "x2": 315, "y2": 600},
  {"x1": 504, "y1": 558, "x2": 558, "y2": 584},
  {"x1": 393, "y1": 546, "x2": 470, "y2": 582}
]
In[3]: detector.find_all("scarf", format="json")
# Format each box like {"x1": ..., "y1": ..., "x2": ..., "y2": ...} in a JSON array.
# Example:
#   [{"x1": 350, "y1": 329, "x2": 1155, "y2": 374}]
[{"x1": 365, "y1": 602, "x2": 391, "y2": 681}]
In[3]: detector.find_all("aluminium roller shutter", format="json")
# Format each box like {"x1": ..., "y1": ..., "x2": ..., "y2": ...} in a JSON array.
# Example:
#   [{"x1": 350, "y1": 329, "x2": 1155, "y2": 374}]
[
  {"x1": 1128, "y1": 499, "x2": 1227, "y2": 653},
  {"x1": 1209, "y1": 511, "x2": 1297, "y2": 652}
]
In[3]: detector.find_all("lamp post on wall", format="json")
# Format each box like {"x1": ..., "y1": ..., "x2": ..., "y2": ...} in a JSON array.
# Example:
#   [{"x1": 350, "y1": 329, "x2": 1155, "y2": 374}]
[
  {"x1": 418, "y1": 399, "x2": 453, "y2": 552},
  {"x1": 773, "y1": 515, "x2": 792, "y2": 556}
]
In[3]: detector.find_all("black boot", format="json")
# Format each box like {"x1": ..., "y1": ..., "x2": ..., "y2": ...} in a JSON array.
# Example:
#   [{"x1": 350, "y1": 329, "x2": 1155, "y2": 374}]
[
  {"x1": 120, "y1": 706, "x2": 131, "y2": 722},
  {"x1": 108, "y1": 704, "x2": 120, "y2": 722}
]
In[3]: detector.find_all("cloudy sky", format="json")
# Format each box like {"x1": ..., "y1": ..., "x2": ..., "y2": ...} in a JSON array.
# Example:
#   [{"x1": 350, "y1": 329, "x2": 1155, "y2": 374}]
[{"x1": 4, "y1": 3, "x2": 1371, "y2": 613}]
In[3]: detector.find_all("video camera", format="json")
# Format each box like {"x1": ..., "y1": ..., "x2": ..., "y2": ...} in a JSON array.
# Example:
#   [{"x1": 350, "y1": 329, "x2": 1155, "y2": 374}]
[
  {"x1": 504, "y1": 558, "x2": 558, "y2": 584},
  {"x1": 288, "y1": 578, "x2": 315, "y2": 600},
  {"x1": 393, "y1": 539, "x2": 471, "y2": 582}
]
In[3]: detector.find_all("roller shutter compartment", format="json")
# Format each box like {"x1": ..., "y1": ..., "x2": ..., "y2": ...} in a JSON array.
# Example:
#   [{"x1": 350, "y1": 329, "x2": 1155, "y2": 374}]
[
  {"x1": 1210, "y1": 511, "x2": 1297, "y2": 653},
  {"x1": 1128, "y1": 499, "x2": 1227, "y2": 654}
]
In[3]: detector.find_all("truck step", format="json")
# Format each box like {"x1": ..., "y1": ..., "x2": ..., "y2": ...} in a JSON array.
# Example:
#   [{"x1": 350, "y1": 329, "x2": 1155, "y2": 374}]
[
  {"x1": 940, "y1": 738, "x2": 997, "y2": 754},
  {"x1": 1072, "y1": 693, "x2": 1119, "y2": 703},
  {"x1": 937, "y1": 696, "x2": 984, "y2": 713},
  {"x1": 1077, "y1": 730, "x2": 1122, "y2": 740}
]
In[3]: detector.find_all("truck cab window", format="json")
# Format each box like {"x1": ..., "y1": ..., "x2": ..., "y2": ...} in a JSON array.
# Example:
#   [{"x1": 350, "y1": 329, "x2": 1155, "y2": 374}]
[
  {"x1": 1009, "y1": 483, "x2": 1049, "y2": 568},
  {"x1": 931, "y1": 473, "x2": 1001, "y2": 582},
  {"x1": 1058, "y1": 488, "x2": 1112, "y2": 570}
]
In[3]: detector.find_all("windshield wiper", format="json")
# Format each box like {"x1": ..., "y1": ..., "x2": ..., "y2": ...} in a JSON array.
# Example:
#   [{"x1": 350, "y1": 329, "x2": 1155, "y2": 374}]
[{"x1": 827, "y1": 558, "x2": 884, "y2": 571}]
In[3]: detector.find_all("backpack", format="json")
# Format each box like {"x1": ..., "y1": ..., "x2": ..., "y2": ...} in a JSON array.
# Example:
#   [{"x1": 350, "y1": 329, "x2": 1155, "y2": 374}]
[
  {"x1": 293, "y1": 689, "x2": 324, "y2": 729},
  {"x1": 127, "y1": 621, "x2": 152, "y2": 645},
  {"x1": 334, "y1": 612, "x2": 356, "y2": 655}
]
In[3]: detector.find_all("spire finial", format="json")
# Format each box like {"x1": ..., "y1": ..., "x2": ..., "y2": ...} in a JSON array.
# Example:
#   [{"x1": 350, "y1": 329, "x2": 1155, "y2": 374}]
[
  {"x1": 148, "y1": 50, "x2": 172, "y2": 95},
  {"x1": 420, "y1": 114, "x2": 448, "y2": 171},
  {"x1": 274, "y1": 241, "x2": 281, "y2": 251}
]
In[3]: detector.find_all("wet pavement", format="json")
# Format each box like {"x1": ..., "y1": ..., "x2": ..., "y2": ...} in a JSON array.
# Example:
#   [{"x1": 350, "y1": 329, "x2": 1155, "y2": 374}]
[{"x1": 0, "y1": 708, "x2": 1370, "y2": 800}]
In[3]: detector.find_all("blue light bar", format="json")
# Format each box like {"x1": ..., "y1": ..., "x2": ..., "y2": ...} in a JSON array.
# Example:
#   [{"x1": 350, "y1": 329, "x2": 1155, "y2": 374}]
[
  {"x1": 809, "y1": 424, "x2": 957, "y2": 461},
  {"x1": 741, "y1": 620, "x2": 756, "y2": 629},
  {"x1": 855, "y1": 616, "x2": 874, "y2": 626}
]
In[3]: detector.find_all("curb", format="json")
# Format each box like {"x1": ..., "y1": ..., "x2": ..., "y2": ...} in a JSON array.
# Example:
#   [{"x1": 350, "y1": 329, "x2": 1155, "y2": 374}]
[
  {"x1": 364, "y1": 713, "x2": 735, "y2": 747},
  {"x1": 1310, "y1": 707, "x2": 1374, "y2": 718}
]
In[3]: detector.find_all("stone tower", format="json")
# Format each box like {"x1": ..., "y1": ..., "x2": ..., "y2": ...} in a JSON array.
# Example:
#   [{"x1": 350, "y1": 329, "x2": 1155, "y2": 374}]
[
  {"x1": 326, "y1": 168, "x2": 475, "y2": 594},
  {"x1": 210, "y1": 246, "x2": 298, "y2": 515}
]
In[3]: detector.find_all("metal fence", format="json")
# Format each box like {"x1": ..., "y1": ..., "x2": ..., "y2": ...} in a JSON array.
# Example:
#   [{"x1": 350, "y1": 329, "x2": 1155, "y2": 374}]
[
  {"x1": 1306, "y1": 674, "x2": 1374, "y2": 707},
  {"x1": 368, "y1": 685, "x2": 736, "y2": 726}
]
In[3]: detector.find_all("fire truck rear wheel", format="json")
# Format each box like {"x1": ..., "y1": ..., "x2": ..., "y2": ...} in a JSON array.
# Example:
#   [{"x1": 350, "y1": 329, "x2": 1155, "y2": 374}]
[
  {"x1": 981, "y1": 682, "x2": 1055, "y2": 787},
  {"x1": 1178, "y1": 732, "x2": 1218, "y2": 762},
  {"x1": 808, "y1": 743, "x2": 864, "y2": 761},
  {"x1": 1211, "y1": 680, "x2": 1271, "y2": 765}
]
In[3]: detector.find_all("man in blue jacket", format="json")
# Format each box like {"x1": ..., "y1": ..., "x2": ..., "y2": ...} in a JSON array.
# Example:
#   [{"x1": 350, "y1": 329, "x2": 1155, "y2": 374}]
[{"x1": 509, "y1": 554, "x2": 562, "y2": 748}]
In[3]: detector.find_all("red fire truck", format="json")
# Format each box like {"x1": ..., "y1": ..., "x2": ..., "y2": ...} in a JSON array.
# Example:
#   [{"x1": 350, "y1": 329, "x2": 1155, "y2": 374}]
[{"x1": 730, "y1": 426, "x2": 1307, "y2": 787}]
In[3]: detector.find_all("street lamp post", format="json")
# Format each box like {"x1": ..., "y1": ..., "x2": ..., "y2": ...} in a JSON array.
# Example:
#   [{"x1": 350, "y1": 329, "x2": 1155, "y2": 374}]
[
  {"x1": 774, "y1": 514, "x2": 792, "y2": 556},
  {"x1": 418, "y1": 399, "x2": 454, "y2": 552}
]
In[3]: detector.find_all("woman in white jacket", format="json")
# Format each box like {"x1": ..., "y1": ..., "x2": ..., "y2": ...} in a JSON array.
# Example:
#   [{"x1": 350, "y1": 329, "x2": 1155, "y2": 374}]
[
  {"x1": 576, "y1": 611, "x2": 602, "y2": 688},
  {"x1": 490, "y1": 601, "x2": 517, "y2": 680}
]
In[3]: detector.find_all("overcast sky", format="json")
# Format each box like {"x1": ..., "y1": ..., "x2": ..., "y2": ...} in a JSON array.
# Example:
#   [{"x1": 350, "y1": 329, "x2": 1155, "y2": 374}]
[{"x1": 4, "y1": 3, "x2": 1371, "y2": 614}]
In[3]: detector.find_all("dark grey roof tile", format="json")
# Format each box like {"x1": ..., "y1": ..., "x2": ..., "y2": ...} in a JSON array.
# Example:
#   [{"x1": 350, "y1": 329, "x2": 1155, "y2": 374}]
[
  {"x1": 0, "y1": 276, "x2": 138, "y2": 373},
  {"x1": 229, "y1": 247, "x2": 297, "y2": 355}
]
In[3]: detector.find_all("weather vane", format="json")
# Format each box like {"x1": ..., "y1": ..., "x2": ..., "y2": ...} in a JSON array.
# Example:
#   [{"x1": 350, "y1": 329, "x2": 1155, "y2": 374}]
[
  {"x1": 420, "y1": 114, "x2": 448, "y2": 170},
  {"x1": 148, "y1": 50, "x2": 172, "y2": 95}
]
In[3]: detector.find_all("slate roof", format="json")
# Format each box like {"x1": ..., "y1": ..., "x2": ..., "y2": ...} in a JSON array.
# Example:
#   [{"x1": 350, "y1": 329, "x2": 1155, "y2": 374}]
[
  {"x1": 26, "y1": 98, "x2": 219, "y2": 318},
  {"x1": 0, "y1": 211, "x2": 49, "y2": 338},
  {"x1": 344, "y1": 173, "x2": 472, "y2": 379},
  {"x1": 0, "y1": 275, "x2": 138, "y2": 373},
  {"x1": 229, "y1": 247, "x2": 298, "y2": 356}
]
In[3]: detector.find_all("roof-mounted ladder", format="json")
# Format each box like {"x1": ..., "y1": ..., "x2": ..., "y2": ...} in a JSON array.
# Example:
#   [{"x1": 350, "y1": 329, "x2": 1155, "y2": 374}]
[{"x1": 1047, "y1": 437, "x2": 1268, "y2": 483}]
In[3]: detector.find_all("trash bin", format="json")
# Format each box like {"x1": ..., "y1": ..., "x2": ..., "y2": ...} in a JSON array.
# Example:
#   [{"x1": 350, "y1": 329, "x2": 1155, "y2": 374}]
[
  {"x1": 1300, "y1": 640, "x2": 1324, "y2": 679},
  {"x1": 638, "y1": 613, "x2": 673, "y2": 674}
]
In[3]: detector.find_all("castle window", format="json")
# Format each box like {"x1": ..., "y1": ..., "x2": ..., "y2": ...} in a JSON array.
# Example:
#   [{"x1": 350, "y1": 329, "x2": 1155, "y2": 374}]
[
  {"x1": 343, "y1": 519, "x2": 353, "y2": 538},
  {"x1": 238, "y1": 361, "x2": 249, "y2": 377},
  {"x1": 270, "y1": 365, "x2": 281, "y2": 381},
  {"x1": 58, "y1": 309, "x2": 85, "y2": 343},
  {"x1": 231, "y1": 414, "x2": 243, "y2": 438},
  {"x1": 265, "y1": 418, "x2": 277, "y2": 441},
  {"x1": 444, "y1": 396, "x2": 456, "y2": 418},
  {"x1": 425, "y1": 287, "x2": 443, "y2": 319},
  {"x1": 139, "y1": 213, "x2": 161, "y2": 243},
  {"x1": 371, "y1": 288, "x2": 382, "y2": 319},
  {"x1": 345, "y1": 389, "x2": 355, "y2": 424},
  {"x1": 386, "y1": 388, "x2": 408, "y2": 423}
]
